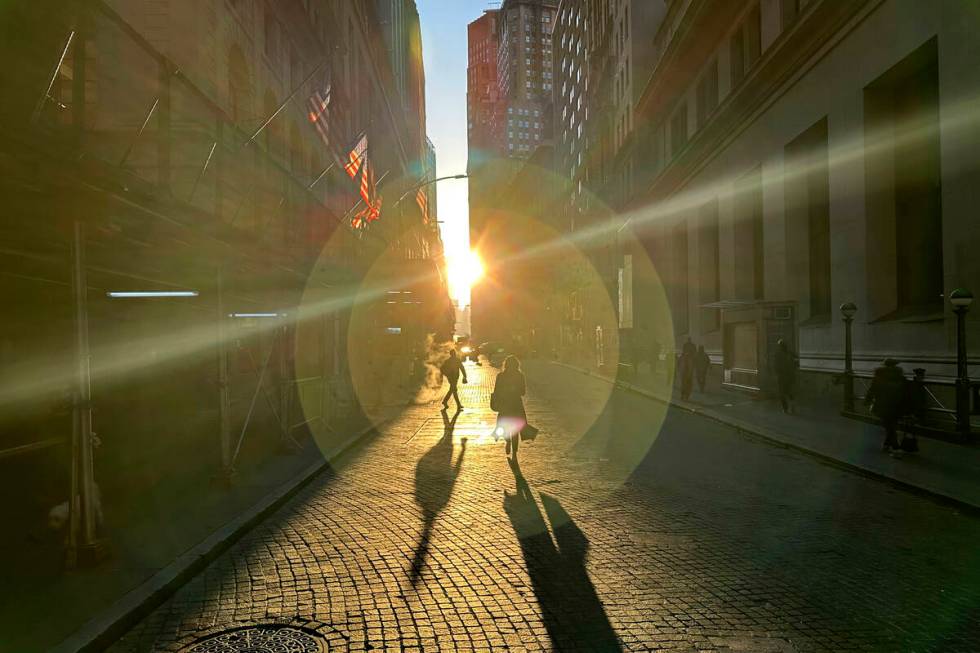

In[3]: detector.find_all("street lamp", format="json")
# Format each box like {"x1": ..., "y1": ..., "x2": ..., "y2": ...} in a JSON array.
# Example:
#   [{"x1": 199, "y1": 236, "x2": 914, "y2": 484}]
[
  {"x1": 950, "y1": 288, "x2": 973, "y2": 437},
  {"x1": 840, "y1": 302, "x2": 857, "y2": 413},
  {"x1": 393, "y1": 174, "x2": 467, "y2": 208}
]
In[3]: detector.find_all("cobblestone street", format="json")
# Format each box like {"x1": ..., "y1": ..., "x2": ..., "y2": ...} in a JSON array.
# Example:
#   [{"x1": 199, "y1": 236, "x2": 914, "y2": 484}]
[{"x1": 109, "y1": 360, "x2": 980, "y2": 652}]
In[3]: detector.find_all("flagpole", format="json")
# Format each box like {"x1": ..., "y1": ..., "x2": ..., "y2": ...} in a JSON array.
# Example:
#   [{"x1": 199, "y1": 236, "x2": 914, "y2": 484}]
[
  {"x1": 307, "y1": 162, "x2": 335, "y2": 190},
  {"x1": 244, "y1": 60, "x2": 327, "y2": 146}
]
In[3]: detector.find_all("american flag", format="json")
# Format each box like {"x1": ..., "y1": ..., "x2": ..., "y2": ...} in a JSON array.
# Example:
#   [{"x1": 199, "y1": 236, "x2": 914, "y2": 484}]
[
  {"x1": 344, "y1": 133, "x2": 368, "y2": 179},
  {"x1": 351, "y1": 208, "x2": 367, "y2": 229},
  {"x1": 359, "y1": 158, "x2": 374, "y2": 206},
  {"x1": 416, "y1": 187, "x2": 429, "y2": 224},
  {"x1": 367, "y1": 196, "x2": 382, "y2": 223},
  {"x1": 351, "y1": 197, "x2": 381, "y2": 229},
  {"x1": 306, "y1": 84, "x2": 331, "y2": 146}
]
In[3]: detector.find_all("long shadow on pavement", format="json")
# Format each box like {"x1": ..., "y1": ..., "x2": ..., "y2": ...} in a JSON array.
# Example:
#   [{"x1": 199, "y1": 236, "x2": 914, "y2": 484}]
[
  {"x1": 410, "y1": 407, "x2": 465, "y2": 586},
  {"x1": 504, "y1": 459, "x2": 622, "y2": 651}
]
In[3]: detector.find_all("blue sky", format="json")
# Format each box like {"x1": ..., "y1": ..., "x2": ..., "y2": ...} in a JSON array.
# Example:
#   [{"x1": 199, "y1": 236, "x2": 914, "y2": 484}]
[{"x1": 417, "y1": 0, "x2": 492, "y2": 303}]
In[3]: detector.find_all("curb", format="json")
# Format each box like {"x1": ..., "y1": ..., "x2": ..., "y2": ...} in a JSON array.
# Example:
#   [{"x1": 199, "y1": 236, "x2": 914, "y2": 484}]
[
  {"x1": 54, "y1": 420, "x2": 387, "y2": 653},
  {"x1": 551, "y1": 361, "x2": 980, "y2": 515}
]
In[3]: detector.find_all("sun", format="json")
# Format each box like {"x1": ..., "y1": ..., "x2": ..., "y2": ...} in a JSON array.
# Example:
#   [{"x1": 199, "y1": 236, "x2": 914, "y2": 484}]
[{"x1": 447, "y1": 250, "x2": 484, "y2": 305}]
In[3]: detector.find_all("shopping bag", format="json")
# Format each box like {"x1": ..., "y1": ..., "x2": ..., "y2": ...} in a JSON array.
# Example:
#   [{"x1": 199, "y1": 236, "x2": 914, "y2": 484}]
[{"x1": 521, "y1": 424, "x2": 539, "y2": 441}]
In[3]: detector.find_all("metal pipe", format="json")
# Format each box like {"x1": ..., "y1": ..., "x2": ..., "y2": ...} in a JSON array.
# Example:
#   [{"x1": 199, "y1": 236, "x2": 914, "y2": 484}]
[
  {"x1": 188, "y1": 141, "x2": 218, "y2": 203},
  {"x1": 279, "y1": 325, "x2": 290, "y2": 441},
  {"x1": 119, "y1": 98, "x2": 160, "y2": 167},
  {"x1": 66, "y1": 406, "x2": 80, "y2": 569},
  {"x1": 217, "y1": 270, "x2": 233, "y2": 479},
  {"x1": 72, "y1": 221, "x2": 103, "y2": 563},
  {"x1": 308, "y1": 162, "x2": 335, "y2": 190},
  {"x1": 31, "y1": 30, "x2": 76, "y2": 125}
]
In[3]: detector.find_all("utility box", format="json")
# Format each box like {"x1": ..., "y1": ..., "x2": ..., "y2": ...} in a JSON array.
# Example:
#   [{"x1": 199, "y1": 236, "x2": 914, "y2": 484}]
[{"x1": 712, "y1": 301, "x2": 797, "y2": 395}]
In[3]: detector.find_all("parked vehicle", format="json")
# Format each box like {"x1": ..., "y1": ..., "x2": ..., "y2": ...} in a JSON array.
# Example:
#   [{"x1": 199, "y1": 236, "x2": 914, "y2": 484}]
[
  {"x1": 479, "y1": 341, "x2": 508, "y2": 366},
  {"x1": 454, "y1": 336, "x2": 479, "y2": 362}
]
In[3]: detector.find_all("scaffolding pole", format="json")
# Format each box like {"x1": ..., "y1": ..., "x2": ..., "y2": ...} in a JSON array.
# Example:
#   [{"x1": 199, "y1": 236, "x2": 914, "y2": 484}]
[
  {"x1": 216, "y1": 269, "x2": 235, "y2": 484},
  {"x1": 70, "y1": 221, "x2": 107, "y2": 566}
]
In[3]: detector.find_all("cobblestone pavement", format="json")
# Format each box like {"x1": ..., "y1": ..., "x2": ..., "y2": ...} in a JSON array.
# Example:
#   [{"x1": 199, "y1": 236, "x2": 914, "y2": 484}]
[{"x1": 108, "y1": 360, "x2": 980, "y2": 652}]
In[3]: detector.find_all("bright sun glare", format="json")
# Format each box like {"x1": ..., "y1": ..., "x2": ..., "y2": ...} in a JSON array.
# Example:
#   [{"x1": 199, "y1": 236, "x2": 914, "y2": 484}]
[{"x1": 447, "y1": 250, "x2": 484, "y2": 305}]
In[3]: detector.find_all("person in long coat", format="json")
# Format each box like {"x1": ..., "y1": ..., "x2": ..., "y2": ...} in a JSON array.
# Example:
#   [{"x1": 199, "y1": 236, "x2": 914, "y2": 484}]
[
  {"x1": 679, "y1": 339, "x2": 696, "y2": 401},
  {"x1": 493, "y1": 355, "x2": 527, "y2": 462},
  {"x1": 695, "y1": 345, "x2": 711, "y2": 393},
  {"x1": 773, "y1": 339, "x2": 798, "y2": 414},
  {"x1": 865, "y1": 358, "x2": 907, "y2": 452}
]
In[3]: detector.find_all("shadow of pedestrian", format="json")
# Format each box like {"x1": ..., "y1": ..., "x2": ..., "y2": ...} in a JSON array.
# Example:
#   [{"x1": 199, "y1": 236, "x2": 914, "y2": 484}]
[
  {"x1": 504, "y1": 461, "x2": 622, "y2": 651},
  {"x1": 410, "y1": 408, "x2": 465, "y2": 586}
]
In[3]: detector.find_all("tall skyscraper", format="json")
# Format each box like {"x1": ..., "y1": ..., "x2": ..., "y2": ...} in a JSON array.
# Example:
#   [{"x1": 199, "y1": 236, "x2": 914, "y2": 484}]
[
  {"x1": 496, "y1": 0, "x2": 557, "y2": 158},
  {"x1": 467, "y1": 9, "x2": 500, "y2": 167}
]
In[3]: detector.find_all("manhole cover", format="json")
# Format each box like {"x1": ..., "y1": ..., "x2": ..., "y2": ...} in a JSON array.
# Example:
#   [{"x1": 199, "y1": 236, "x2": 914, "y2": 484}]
[{"x1": 180, "y1": 625, "x2": 326, "y2": 653}]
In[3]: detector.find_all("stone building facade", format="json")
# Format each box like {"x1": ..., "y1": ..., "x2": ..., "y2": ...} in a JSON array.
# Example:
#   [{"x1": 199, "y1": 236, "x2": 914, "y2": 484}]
[{"x1": 624, "y1": 0, "x2": 979, "y2": 397}]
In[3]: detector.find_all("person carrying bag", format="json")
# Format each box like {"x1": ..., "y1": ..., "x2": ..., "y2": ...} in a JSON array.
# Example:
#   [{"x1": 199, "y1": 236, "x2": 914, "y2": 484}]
[{"x1": 491, "y1": 355, "x2": 536, "y2": 461}]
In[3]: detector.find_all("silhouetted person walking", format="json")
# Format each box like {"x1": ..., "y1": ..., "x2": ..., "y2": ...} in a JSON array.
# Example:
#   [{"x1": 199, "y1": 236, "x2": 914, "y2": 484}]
[
  {"x1": 773, "y1": 339, "x2": 797, "y2": 414},
  {"x1": 440, "y1": 349, "x2": 468, "y2": 410},
  {"x1": 865, "y1": 358, "x2": 906, "y2": 452},
  {"x1": 679, "y1": 339, "x2": 696, "y2": 401},
  {"x1": 695, "y1": 345, "x2": 710, "y2": 393},
  {"x1": 492, "y1": 355, "x2": 527, "y2": 462},
  {"x1": 900, "y1": 367, "x2": 927, "y2": 453}
]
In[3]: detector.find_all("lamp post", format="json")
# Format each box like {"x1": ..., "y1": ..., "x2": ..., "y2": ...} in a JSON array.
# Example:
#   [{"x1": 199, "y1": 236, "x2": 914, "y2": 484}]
[
  {"x1": 392, "y1": 173, "x2": 468, "y2": 208},
  {"x1": 950, "y1": 288, "x2": 973, "y2": 437},
  {"x1": 840, "y1": 302, "x2": 857, "y2": 413}
]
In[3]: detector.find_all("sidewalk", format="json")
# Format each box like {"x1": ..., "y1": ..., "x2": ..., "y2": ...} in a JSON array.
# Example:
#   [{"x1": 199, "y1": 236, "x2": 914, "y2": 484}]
[
  {"x1": 3, "y1": 407, "x2": 394, "y2": 653},
  {"x1": 551, "y1": 361, "x2": 980, "y2": 511}
]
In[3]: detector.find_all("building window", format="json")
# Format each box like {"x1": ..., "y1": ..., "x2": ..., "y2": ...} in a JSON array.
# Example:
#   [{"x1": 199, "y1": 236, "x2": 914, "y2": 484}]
[
  {"x1": 699, "y1": 200, "x2": 721, "y2": 332},
  {"x1": 696, "y1": 58, "x2": 719, "y2": 129},
  {"x1": 785, "y1": 118, "x2": 831, "y2": 321},
  {"x1": 864, "y1": 37, "x2": 943, "y2": 316},
  {"x1": 730, "y1": 5, "x2": 761, "y2": 87},
  {"x1": 670, "y1": 102, "x2": 688, "y2": 157},
  {"x1": 735, "y1": 167, "x2": 765, "y2": 300},
  {"x1": 672, "y1": 220, "x2": 690, "y2": 336}
]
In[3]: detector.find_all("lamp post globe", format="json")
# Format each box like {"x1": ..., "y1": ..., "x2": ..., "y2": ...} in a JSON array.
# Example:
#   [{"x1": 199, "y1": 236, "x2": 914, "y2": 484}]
[{"x1": 950, "y1": 288, "x2": 974, "y2": 309}]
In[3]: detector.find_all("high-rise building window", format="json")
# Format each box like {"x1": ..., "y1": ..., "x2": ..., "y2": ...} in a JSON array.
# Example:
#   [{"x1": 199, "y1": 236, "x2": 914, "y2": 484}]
[
  {"x1": 785, "y1": 118, "x2": 831, "y2": 321},
  {"x1": 865, "y1": 38, "x2": 943, "y2": 316},
  {"x1": 735, "y1": 167, "x2": 765, "y2": 300},
  {"x1": 672, "y1": 220, "x2": 690, "y2": 336},
  {"x1": 696, "y1": 58, "x2": 719, "y2": 129},
  {"x1": 699, "y1": 200, "x2": 721, "y2": 332},
  {"x1": 730, "y1": 5, "x2": 761, "y2": 87}
]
